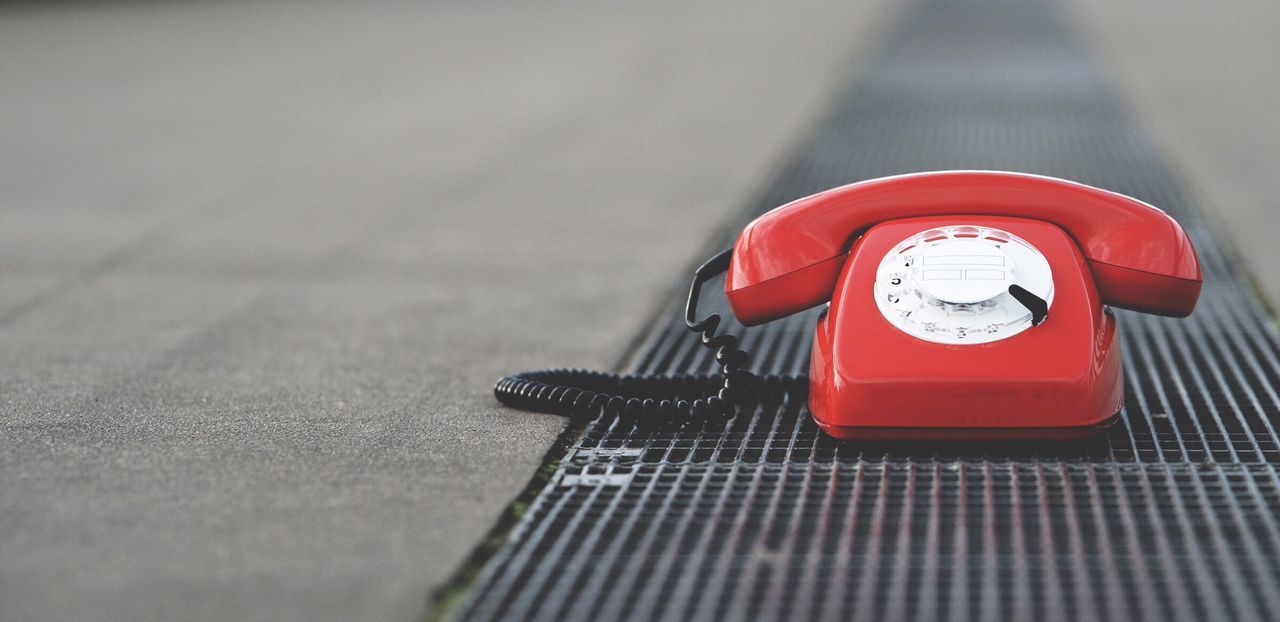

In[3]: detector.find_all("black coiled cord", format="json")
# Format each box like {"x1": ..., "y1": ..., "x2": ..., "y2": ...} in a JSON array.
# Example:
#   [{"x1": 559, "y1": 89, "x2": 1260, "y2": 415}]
[{"x1": 494, "y1": 249, "x2": 808, "y2": 427}]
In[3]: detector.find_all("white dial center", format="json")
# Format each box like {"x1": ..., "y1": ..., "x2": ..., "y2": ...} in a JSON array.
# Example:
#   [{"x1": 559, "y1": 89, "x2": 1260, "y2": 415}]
[
  {"x1": 873, "y1": 225, "x2": 1054, "y2": 345},
  {"x1": 913, "y1": 239, "x2": 1014, "y2": 304}
]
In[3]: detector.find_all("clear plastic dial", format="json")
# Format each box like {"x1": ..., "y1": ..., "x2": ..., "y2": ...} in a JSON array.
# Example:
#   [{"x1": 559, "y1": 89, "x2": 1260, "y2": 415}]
[{"x1": 873, "y1": 225, "x2": 1053, "y2": 344}]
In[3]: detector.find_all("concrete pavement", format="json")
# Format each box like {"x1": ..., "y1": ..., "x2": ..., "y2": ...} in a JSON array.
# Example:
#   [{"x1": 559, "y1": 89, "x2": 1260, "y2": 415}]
[
  {"x1": 0, "y1": 1, "x2": 889, "y2": 620},
  {"x1": 1078, "y1": 0, "x2": 1280, "y2": 306}
]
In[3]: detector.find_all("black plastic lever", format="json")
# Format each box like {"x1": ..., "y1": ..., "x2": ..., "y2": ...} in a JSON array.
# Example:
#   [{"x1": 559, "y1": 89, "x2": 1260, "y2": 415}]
[{"x1": 1008, "y1": 284, "x2": 1049, "y2": 326}]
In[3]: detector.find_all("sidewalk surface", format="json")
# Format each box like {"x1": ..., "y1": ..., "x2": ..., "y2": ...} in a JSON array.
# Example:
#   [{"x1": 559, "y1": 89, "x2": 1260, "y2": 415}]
[
  {"x1": 0, "y1": 1, "x2": 887, "y2": 620},
  {"x1": 2, "y1": 1, "x2": 1277, "y2": 621},
  {"x1": 1079, "y1": 0, "x2": 1280, "y2": 306}
]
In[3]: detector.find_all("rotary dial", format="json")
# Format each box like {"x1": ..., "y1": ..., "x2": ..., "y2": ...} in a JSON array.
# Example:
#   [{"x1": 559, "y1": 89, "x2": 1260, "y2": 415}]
[{"x1": 873, "y1": 225, "x2": 1053, "y2": 344}]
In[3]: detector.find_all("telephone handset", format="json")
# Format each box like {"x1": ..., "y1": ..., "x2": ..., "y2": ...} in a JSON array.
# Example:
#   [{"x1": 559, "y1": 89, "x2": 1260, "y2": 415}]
[
  {"x1": 726, "y1": 169, "x2": 1199, "y2": 324},
  {"x1": 497, "y1": 170, "x2": 1202, "y2": 440}
]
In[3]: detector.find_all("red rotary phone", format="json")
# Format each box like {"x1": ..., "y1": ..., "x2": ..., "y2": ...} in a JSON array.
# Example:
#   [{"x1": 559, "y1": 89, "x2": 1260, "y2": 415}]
[
  {"x1": 497, "y1": 170, "x2": 1201, "y2": 440},
  {"x1": 724, "y1": 170, "x2": 1201, "y2": 439}
]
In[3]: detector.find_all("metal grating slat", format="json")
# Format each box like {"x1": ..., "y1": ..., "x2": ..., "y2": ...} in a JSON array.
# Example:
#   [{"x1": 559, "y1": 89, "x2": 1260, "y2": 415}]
[{"x1": 453, "y1": 0, "x2": 1280, "y2": 619}]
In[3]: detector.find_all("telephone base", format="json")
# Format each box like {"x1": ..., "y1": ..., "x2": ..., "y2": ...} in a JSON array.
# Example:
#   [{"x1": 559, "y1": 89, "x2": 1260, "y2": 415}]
[{"x1": 808, "y1": 217, "x2": 1125, "y2": 436}]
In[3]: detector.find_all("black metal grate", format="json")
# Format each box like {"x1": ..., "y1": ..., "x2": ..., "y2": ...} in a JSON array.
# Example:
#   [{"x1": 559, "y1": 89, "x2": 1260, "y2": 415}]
[{"x1": 453, "y1": 0, "x2": 1280, "y2": 619}]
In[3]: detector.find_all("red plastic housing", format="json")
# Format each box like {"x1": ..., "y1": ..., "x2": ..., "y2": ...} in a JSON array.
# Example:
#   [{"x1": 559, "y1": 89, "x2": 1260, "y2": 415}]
[
  {"x1": 725, "y1": 170, "x2": 1202, "y2": 325},
  {"x1": 808, "y1": 216, "x2": 1123, "y2": 439}
]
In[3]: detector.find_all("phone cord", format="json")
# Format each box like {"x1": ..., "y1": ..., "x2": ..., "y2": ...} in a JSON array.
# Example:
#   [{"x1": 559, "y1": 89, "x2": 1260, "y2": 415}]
[{"x1": 493, "y1": 249, "x2": 808, "y2": 425}]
